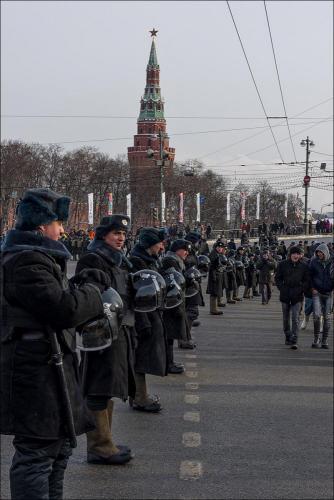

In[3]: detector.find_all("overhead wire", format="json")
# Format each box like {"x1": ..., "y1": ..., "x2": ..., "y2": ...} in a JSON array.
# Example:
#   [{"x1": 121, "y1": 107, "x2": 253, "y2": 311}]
[
  {"x1": 263, "y1": 0, "x2": 297, "y2": 163},
  {"x1": 226, "y1": 0, "x2": 285, "y2": 163}
]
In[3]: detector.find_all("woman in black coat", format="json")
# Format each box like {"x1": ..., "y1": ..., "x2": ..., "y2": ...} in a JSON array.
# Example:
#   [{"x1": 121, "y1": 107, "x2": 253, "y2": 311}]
[
  {"x1": 129, "y1": 228, "x2": 168, "y2": 412},
  {"x1": 75, "y1": 215, "x2": 136, "y2": 465},
  {"x1": 1, "y1": 189, "x2": 107, "y2": 500}
]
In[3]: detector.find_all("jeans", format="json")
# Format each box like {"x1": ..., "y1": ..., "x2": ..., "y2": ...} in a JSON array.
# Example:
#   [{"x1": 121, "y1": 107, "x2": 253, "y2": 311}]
[
  {"x1": 260, "y1": 283, "x2": 272, "y2": 303},
  {"x1": 10, "y1": 437, "x2": 72, "y2": 500},
  {"x1": 313, "y1": 292, "x2": 332, "y2": 338},
  {"x1": 281, "y1": 302, "x2": 302, "y2": 341}
]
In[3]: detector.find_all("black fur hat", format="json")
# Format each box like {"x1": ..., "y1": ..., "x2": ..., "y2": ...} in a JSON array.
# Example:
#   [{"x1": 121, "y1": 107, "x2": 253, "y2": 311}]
[
  {"x1": 15, "y1": 188, "x2": 70, "y2": 230},
  {"x1": 170, "y1": 239, "x2": 192, "y2": 253},
  {"x1": 139, "y1": 227, "x2": 165, "y2": 249},
  {"x1": 185, "y1": 231, "x2": 201, "y2": 244},
  {"x1": 95, "y1": 214, "x2": 130, "y2": 239}
]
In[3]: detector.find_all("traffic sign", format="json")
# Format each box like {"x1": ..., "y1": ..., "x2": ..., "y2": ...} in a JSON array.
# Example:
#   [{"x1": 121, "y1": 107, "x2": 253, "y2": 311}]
[
  {"x1": 200, "y1": 195, "x2": 205, "y2": 204},
  {"x1": 303, "y1": 175, "x2": 311, "y2": 185}
]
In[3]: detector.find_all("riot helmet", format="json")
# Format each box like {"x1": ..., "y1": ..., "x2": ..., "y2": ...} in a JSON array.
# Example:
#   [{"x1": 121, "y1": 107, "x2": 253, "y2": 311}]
[
  {"x1": 197, "y1": 254, "x2": 210, "y2": 276},
  {"x1": 184, "y1": 266, "x2": 201, "y2": 298},
  {"x1": 76, "y1": 287, "x2": 123, "y2": 351},
  {"x1": 131, "y1": 269, "x2": 166, "y2": 312},
  {"x1": 235, "y1": 260, "x2": 244, "y2": 270},
  {"x1": 161, "y1": 267, "x2": 185, "y2": 309}
]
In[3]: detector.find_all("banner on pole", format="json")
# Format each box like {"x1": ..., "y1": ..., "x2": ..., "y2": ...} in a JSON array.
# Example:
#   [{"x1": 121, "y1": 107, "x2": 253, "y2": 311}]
[
  {"x1": 240, "y1": 192, "x2": 247, "y2": 221},
  {"x1": 126, "y1": 193, "x2": 131, "y2": 220},
  {"x1": 88, "y1": 193, "x2": 94, "y2": 225},
  {"x1": 284, "y1": 198, "x2": 288, "y2": 218},
  {"x1": 226, "y1": 193, "x2": 230, "y2": 222},
  {"x1": 256, "y1": 193, "x2": 260, "y2": 220},
  {"x1": 179, "y1": 192, "x2": 184, "y2": 223},
  {"x1": 196, "y1": 193, "x2": 200, "y2": 222},
  {"x1": 161, "y1": 192, "x2": 166, "y2": 223},
  {"x1": 107, "y1": 193, "x2": 113, "y2": 215}
]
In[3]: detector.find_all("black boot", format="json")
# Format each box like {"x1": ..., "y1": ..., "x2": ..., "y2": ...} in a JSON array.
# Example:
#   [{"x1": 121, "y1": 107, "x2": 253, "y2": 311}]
[{"x1": 167, "y1": 343, "x2": 185, "y2": 373}]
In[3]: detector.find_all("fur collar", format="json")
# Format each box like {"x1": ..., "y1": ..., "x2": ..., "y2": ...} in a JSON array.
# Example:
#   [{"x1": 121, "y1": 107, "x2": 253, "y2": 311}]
[
  {"x1": 165, "y1": 250, "x2": 185, "y2": 271},
  {"x1": 1, "y1": 229, "x2": 71, "y2": 260},
  {"x1": 87, "y1": 238, "x2": 123, "y2": 267},
  {"x1": 131, "y1": 244, "x2": 159, "y2": 265}
]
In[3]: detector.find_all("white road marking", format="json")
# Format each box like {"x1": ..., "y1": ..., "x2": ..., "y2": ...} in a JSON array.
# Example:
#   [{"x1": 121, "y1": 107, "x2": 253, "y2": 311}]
[
  {"x1": 185, "y1": 382, "x2": 199, "y2": 390},
  {"x1": 183, "y1": 411, "x2": 200, "y2": 422},
  {"x1": 185, "y1": 394, "x2": 199, "y2": 404},
  {"x1": 186, "y1": 371, "x2": 198, "y2": 378},
  {"x1": 179, "y1": 461, "x2": 203, "y2": 480},
  {"x1": 185, "y1": 362, "x2": 197, "y2": 368},
  {"x1": 185, "y1": 354, "x2": 197, "y2": 359},
  {"x1": 182, "y1": 432, "x2": 201, "y2": 447}
]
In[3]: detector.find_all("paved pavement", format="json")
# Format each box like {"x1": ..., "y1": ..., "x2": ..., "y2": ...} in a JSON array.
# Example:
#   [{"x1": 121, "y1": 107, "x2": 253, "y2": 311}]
[{"x1": 1, "y1": 278, "x2": 333, "y2": 499}]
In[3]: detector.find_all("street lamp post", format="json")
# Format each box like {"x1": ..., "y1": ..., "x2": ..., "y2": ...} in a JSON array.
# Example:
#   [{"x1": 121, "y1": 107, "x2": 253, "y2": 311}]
[{"x1": 300, "y1": 136, "x2": 314, "y2": 235}]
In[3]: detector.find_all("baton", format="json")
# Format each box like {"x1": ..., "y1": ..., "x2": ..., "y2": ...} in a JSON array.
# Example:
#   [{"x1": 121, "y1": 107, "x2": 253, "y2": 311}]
[{"x1": 49, "y1": 331, "x2": 77, "y2": 448}]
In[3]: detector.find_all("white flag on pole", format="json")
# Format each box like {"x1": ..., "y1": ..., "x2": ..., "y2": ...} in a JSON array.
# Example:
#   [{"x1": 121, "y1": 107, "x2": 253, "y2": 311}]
[
  {"x1": 161, "y1": 192, "x2": 166, "y2": 223},
  {"x1": 126, "y1": 193, "x2": 131, "y2": 220},
  {"x1": 256, "y1": 193, "x2": 260, "y2": 220},
  {"x1": 88, "y1": 193, "x2": 94, "y2": 225},
  {"x1": 284, "y1": 198, "x2": 288, "y2": 218},
  {"x1": 179, "y1": 192, "x2": 184, "y2": 223},
  {"x1": 226, "y1": 193, "x2": 230, "y2": 222},
  {"x1": 196, "y1": 193, "x2": 200, "y2": 222}
]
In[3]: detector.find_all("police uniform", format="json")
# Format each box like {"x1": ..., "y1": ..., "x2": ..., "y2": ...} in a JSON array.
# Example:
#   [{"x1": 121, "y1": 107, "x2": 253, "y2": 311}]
[
  {"x1": 1, "y1": 189, "x2": 106, "y2": 500},
  {"x1": 75, "y1": 215, "x2": 136, "y2": 465}
]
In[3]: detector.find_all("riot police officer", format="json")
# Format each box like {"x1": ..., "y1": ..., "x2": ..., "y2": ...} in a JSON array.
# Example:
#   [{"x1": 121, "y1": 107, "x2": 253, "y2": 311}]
[
  {"x1": 1, "y1": 188, "x2": 109, "y2": 500},
  {"x1": 207, "y1": 241, "x2": 227, "y2": 314},
  {"x1": 76, "y1": 215, "x2": 136, "y2": 465},
  {"x1": 129, "y1": 227, "x2": 168, "y2": 412},
  {"x1": 160, "y1": 239, "x2": 192, "y2": 374}
]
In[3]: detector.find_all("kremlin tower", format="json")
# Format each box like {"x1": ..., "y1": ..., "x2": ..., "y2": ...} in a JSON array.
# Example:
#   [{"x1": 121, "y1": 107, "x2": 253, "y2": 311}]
[{"x1": 128, "y1": 29, "x2": 175, "y2": 226}]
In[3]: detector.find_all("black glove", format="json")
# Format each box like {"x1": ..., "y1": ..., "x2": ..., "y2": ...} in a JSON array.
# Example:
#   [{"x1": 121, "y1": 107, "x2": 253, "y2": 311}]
[{"x1": 72, "y1": 269, "x2": 111, "y2": 293}]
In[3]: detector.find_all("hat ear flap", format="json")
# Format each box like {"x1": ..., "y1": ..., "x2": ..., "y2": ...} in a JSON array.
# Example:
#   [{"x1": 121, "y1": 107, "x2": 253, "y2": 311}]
[{"x1": 56, "y1": 196, "x2": 70, "y2": 221}]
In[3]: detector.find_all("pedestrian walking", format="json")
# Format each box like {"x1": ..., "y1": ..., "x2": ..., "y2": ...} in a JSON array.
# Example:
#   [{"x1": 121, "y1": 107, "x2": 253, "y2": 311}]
[
  {"x1": 308, "y1": 243, "x2": 334, "y2": 349},
  {"x1": 275, "y1": 246, "x2": 311, "y2": 349}
]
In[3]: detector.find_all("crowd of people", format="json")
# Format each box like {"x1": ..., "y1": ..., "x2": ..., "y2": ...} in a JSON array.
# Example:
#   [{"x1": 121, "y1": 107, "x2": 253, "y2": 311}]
[{"x1": 1, "y1": 187, "x2": 333, "y2": 500}]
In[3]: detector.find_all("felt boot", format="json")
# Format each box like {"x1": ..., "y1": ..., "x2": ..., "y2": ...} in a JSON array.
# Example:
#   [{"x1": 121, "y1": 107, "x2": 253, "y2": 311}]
[{"x1": 210, "y1": 296, "x2": 223, "y2": 315}]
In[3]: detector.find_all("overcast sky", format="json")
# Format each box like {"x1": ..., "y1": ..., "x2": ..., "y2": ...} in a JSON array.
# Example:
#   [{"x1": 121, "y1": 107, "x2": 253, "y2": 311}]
[{"x1": 1, "y1": 0, "x2": 333, "y2": 211}]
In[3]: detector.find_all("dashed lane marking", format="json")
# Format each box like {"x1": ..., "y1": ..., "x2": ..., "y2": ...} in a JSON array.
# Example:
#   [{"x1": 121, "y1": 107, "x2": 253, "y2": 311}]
[
  {"x1": 185, "y1": 362, "x2": 197, "y2": 368},
  {"x1": 179, "y1": 461, "x2": 203, "y2": 480},
  {"x1": 183, "y1": 411, "x2": 200, "y2": 422},
  {"x1": 186, "y1": 371, "x2": 198, "y2": 378},
  {"x1": 185, "y1": 394, "x2": 199, "y2": 404},
  {"x1": 185, "y1": 382, "x2": 199, "y2": 390},
  {"x1": 185, "y1": 354, "x2": 197, "y2": 359},
  {"x1": 182, "y1": 432, "x2": 201, "y2": 447}
]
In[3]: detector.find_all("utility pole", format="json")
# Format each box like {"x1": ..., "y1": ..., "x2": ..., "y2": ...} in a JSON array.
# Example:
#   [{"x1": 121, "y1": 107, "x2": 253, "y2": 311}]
[{"x1": 300, "y1": 136, "x2": 314, "y2": 235}]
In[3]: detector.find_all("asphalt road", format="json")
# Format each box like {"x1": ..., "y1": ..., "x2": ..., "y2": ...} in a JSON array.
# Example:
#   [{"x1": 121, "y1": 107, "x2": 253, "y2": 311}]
[{"x1": 1, "y1": 276, "x2": 333, "y2": 499}]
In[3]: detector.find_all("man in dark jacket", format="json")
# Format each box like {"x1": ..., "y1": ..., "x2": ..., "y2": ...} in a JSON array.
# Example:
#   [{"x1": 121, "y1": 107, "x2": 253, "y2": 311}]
[
  {"x1": 160, "y1": 239, "x2": 191, "y2": 373},
  {"x1": 129, "y1": 227, "x2": 167, "y2": 411},
  {"x1": 275, "y1": 246, "x2": 311, "y2": 349},
  {"x1": 309, "y1": 243, "x2": 334, "y2": 348},
  {"x1": 1, "y1": 189, "x2": 108, "y2": 500},
  {"x1": 256, "y1": 250, "x2": 276, "y2": 304},
  {"x1": 207, "y1": 241, "x2": 226, "y2": 314},
  {"x1": 76, "y1": 215, "x2": 136, "y2": 465}
]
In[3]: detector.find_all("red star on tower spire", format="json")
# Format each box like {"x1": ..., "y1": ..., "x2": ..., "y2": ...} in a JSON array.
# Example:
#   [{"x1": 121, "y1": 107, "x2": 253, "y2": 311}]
[{"x1": 149, "y1": 28, "x2": 158, "y2": 37}]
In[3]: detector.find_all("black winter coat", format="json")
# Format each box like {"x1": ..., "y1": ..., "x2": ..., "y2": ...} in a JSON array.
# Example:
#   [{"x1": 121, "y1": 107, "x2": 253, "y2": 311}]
[
  {"x1": 1, "y1": 230, "x2": 103, "y2": 439},
  {"x1": 275, "y1": 259, "x2": 311, "y2": 304},
  {"x1": 206, "y1": 250, "x2": 227, "y2": 297},
  {"x1": 160, "y1": 252, "x2": 188, "y2": 341},
  {"x1": 235, "y1": 256, "x2": 246, "y2": 286},
  {"x1": 75, "y1": 239, "x2": 136, "y2": 400},
  {"x1": 256, "y1": 258, "x2": 276, "y2": 284},
  {"x1": 129, "y1": 244, "x2": 168, "y2": 377}
]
